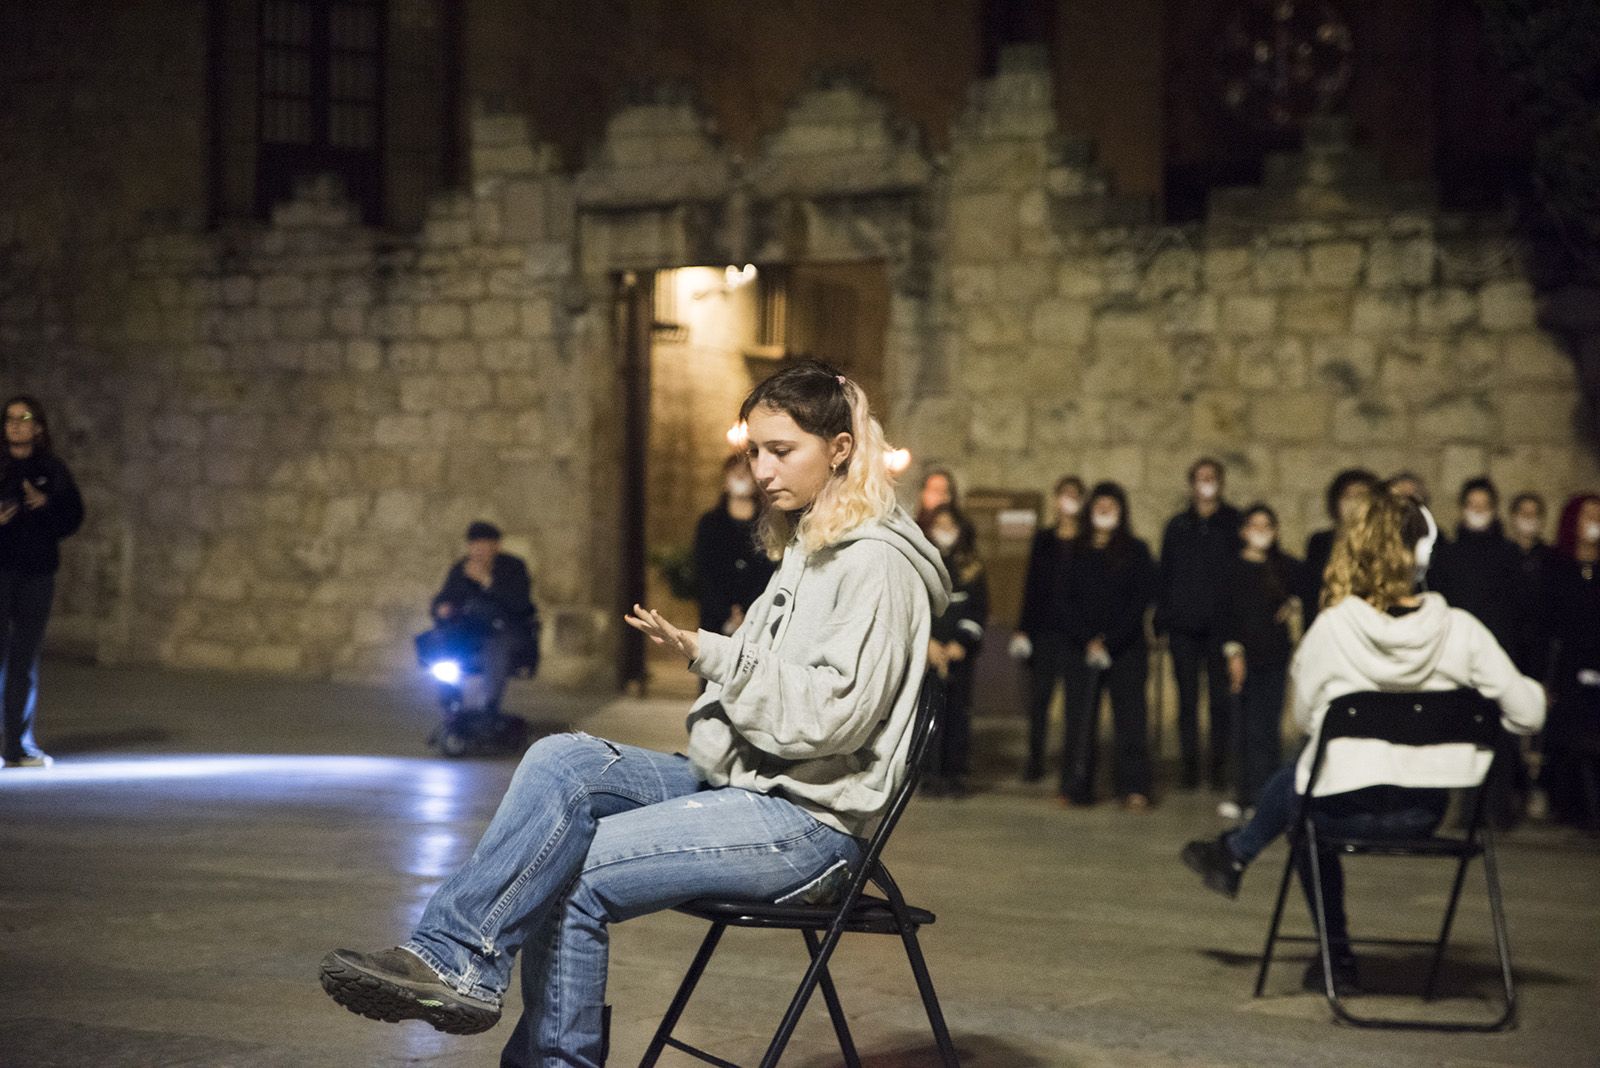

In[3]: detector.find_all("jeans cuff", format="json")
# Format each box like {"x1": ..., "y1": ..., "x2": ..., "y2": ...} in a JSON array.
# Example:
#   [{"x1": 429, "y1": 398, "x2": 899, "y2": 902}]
[{"x1": 400, "y1": 940, "x2": 503, "y2": 1008}]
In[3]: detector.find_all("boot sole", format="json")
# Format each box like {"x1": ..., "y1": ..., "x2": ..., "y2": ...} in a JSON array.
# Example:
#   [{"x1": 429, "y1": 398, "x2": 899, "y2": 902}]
[
  {"x1": 318, "y1": 952, "x2": 500, "y2": 1035},
  {"x1": 1180, "y1": 844, "x2": 1240, "y2": 899}
]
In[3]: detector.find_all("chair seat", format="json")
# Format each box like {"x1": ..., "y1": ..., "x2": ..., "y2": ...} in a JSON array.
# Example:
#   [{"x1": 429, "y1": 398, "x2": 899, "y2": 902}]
[
  {"x1": 676, "y1": 894, "x2": 936, "y2": 933},
  {"x1": 1321, "y1": 834, "x2": 1484, "y2": 858}
]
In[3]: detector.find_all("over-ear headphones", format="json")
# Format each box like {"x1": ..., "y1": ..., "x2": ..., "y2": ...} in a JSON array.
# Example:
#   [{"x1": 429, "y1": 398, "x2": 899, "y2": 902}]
[{"x1": 1414, "y1": 504, "x2": 1439, "y2": 575}]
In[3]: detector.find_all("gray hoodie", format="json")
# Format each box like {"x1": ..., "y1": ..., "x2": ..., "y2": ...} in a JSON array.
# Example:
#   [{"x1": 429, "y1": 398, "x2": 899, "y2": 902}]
[{"x1": 685, "y1": 507, "x2": 951, "y2": 837}]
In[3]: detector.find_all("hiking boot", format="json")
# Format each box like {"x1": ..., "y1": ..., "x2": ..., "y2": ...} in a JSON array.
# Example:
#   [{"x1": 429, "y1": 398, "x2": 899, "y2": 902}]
[
  {"x1": 1180, "y1": 836, "x2": 1244, "y2": 899},
  {"x1": 319, "y1": 947, "x2": 500, "y2": 1035}
]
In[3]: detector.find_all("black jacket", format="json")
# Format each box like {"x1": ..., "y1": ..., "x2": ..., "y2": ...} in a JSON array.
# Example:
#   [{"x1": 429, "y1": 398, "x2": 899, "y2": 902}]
[
  {"x1": 1548, "y1": 556, "x2": 1600, "y2": 700},
  {"x1": 692, "y1": 504, "x2": 775, "y2": 634},
  {"x1": 1430, "y1": 525, "x2": 1521, "y2": 648},
  {"x1": 931, "y1": 558, "x2": 989, "y2": 653},
  {"x1": 0, "y1": 452, "x2": 85, "y2": 575},
  {"x1": 431, "y1": 553, "x2": 537, "y2": 632},
  {"x1": 1156, "y1": 503, "x2": 1242, "y2": 634},
  {"x1": 1300, "y1": 528, "x2": 1336, "y2": 627},
  {"x1": 1064, "y1": 536, "x2": 1157, "y2": 657},
  {"x1": 1218, "y1": 552, "x2": 1303, "y2": 669},
  {"x1": 1017, "y1": 528, "x2": 1074, "y2": 635},
  {"x1": 1509, "y1": 541, "x2": 1555, "y2": 679}
]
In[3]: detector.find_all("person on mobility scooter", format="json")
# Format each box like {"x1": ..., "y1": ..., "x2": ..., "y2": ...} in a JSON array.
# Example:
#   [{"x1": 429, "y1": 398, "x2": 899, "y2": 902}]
[{"x1": 416, "y1": 521, "x2": 540, "y2": 756}]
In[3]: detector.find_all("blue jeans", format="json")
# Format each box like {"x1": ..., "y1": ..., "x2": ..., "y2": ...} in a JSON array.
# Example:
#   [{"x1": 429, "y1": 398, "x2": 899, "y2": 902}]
[
  {"x1": 403, "y1": 732, "x2": 864, "y2": 1068},
  {"x1": 1228, "y1": 764, "x2": 1447, "y2": 946}
]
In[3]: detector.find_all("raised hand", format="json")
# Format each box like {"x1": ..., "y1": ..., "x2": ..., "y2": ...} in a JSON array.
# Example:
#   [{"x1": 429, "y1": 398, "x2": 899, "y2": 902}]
[
  {"x1": 20, "y1": 480, "x2": 46, "y2": 511},
  {"x1": 624, "y1": 604, "x2": 700, "y2": 662}
]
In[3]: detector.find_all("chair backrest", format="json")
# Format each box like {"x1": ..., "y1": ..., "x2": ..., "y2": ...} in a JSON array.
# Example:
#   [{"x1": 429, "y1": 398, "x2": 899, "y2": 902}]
[
  {"x1": 856, "y1": 673, "x2": 943, "y2": 866},
  {"x1": 1318, "y1": 689, "x2": 1503, "y2": 748}
]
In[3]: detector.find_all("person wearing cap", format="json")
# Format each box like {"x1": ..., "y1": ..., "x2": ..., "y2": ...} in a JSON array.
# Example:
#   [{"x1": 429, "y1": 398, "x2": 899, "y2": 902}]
[{"x1": 430, "y1": 521, "x2": 538, "y2": 715}]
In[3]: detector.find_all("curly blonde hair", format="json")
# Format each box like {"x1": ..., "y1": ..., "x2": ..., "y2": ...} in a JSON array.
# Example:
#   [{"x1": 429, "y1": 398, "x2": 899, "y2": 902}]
[
  {"x1": 739, "y1": 361, "x2": 900, "y2": 559},
  {"x1": 1320, "y1": 491, "x2": 1430, "y2": 612}
]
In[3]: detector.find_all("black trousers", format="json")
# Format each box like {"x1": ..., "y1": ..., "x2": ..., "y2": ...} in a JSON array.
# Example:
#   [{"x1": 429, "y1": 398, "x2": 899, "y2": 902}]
[
  {"x1": 1025, "y1": 632, "x2": 1073, "y2": 780},
  {"x1": 1061, "y1": 645, "x2": 1151, "y2": 802},
  {"x1": 480, "y1": 629, "x2": 535, "y2": 712},
  {"x1": 0, "y1": 570, "x2": 55, "y2": 762},
  {"x1": 1169, "y1": 628, "x2": 1231, "y2": 789},
  {"x1": 929, "y1": 660, "x2": 974, "y2": 781}
]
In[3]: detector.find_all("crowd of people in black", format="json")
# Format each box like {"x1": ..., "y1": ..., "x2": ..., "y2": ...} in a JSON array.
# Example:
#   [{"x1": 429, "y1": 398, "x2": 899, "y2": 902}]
[{"x1": 775, "y1": 458, "x2": 1598, "y2": 828}]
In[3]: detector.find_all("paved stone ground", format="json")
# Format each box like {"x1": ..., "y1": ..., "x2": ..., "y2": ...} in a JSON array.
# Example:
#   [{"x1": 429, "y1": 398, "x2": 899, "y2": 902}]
[{"x1": 2, "y1": 659, "x2": 1596, "y2": 1067}]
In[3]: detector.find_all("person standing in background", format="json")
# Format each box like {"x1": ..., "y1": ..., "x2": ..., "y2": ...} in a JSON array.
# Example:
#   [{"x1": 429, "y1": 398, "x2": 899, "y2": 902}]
[
  {"x1": 1156, "y1": 458, "x2": 1242, "y2": 792},
  {"x1": 1013, "y1": 475, "x2": 1084, "y2": 782},
  {"x1": 0, "y1": 396, "x2": 84, "y2": 769},
  {"x1": 693, "y1": 455, "x2": 775, "y2": 638},
  {"x1": 1219, "y1": 505, "x2": 1303, "y2": 815},
  {"x1": 915, "y1": 467, "x2": 958, "y2": 534},
  {"x1": 1061, "y1": 482, "x2": 1157, "y2": 809},
  {"x1": 1539, "y1": 494, "x2": 1600, "y2": 827},
  {"x1": 924, "y1": 504, "x2": 989, "y2": 797},
  {"x1": 1506, "y1": 492, "x2": 1555, "y2": 680},
  {"x1": 1301, "y1": 468, "x2": 1378, "y2": 629},
  {"x1": 1430, "y1": 477, "x2": 1521, "y2": 649}
]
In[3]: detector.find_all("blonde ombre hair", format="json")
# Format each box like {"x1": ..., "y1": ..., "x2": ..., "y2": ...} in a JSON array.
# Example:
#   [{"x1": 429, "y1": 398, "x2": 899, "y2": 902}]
[
  {"x1": 739, "y1": 361, "x2": 899, "y2": 559},
  {"x1": 1320, "y1": 491, "x2": 1431, "y2": 612}
]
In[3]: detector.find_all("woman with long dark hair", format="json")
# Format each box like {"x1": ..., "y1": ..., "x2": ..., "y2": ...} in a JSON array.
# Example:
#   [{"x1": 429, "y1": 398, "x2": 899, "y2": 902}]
[
  {"x1": 1059, "y1": 481, "x2": 1157, "y2": 809},
  {"x1": 320, "y1": 361, "x2": 949, "y2": 1066},
  {"x1": 0, "y1": 395, "x2": 84, "y2": 768},
  {"x1": 924, "y1": 502, "x2": 989, "y2": 797},
  {"x1": 1539, "y1": 493, "x2": 1600, "y2": 825}
]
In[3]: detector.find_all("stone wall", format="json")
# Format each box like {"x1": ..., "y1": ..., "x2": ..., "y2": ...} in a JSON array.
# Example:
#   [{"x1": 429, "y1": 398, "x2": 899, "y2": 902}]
[{"x1": 2, "y1": 45, "x2": 1597, "y2": 687}]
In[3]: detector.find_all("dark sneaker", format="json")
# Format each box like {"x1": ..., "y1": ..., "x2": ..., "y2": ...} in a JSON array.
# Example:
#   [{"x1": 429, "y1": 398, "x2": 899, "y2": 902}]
[
  {"x1": 5, "y1": 752, "x2": 53, "y2": 768},
  {"x1": 1302, "y1": 953, "x2": 1360, "y2": 997},
  {"x1": 1180, "y1": 837, "x2": 1244, "y2": 899},
  {"x1": 319, "y1": 947, "x2": 500, "y2": 1035}
]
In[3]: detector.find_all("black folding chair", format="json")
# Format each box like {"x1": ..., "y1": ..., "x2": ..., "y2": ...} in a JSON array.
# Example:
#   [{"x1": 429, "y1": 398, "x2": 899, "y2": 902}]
[
  {"x1": 1255, "y1": 689, "x2": 1517, "y2": 1031},
  {"x1": 639, "y1": 675, "x2": 959, "y2": 1067}
]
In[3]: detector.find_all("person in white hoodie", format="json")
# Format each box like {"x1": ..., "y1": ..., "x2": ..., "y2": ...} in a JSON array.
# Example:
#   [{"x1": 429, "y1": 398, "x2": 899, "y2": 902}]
[
  {"x1": 1181, "y1": 491, "x2": 1545, "y2": 995},
  {"x1": 320, "y1": 361, "x2": 950, "y2": 1068}
]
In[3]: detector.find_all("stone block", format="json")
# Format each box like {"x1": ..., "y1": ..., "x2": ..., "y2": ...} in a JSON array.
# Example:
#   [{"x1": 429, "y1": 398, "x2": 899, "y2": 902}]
[
  {"x1": 1031, "y1": 395, "x2": 1106, "y2": 447},
  {"x1": 1203, "y1": 246, "x2": 1254, "y2": 293},
  {"x1": 996, "y1": 260, "x2": 1057, "y2": 303},
  {"x1": 1413, "y1": 392, "x2": 1497, "y2": 442},
  {"x1": 1366, "y1": 236, "x2": 1436, "y2": 288},
  {"x1": 1235, "y1": 337, "x2": 1308, "y2": 390},
  {"x1": 1252, "y1": 246, "x2": 1309, "y2": 291},
  {"x1": 1141, "y1": 248, "x2": 1201, "y2": 297},
  {"x1": 521, "y1": 298, "x2": 555, "y2": 336},
  {"x1": 1093, "y1": 309, "x2": 1159, "y2": 344},
  {"x1": 172, "y1": 640, "x2": 238, "y2": 671},
  {"x1": 1249, "y1": 391, "x2": 1332, "y2": 442},
  {"x1": 1080, "y1": 340, "x2": 1175, "y2": 396},
  {"x1": 276, "y1": 307, "x2": 326, "y2": 340},
  {"x1": 969, "y1": 397, "x2": 1029, "y2": 452},
  {"x1": 1030, "y1": 299, "x2": 1092, "y2": 346},
  {"x1": 1190, "y1": 390, "x2": 1250, "y2": 446},
  {"x1": 1477, "y1": 280, "x2": 1537, "y2": 331},
  {"x1": 1415, "y1": 288, "x2": 1478, "y2": 332},
  {"x1": 374, "y1": 413, "x2": 428, "y2": 447},
  {"x1": 1332, "y1": 397, "x2": 1410, "y2": 445},
  {"x1": 1281, "y1": 291, "x2": 1350, "y2": 336},
  {"x1": 949, "y1": 193, "x2": 1016, "y2": 261},
  {"x1": 258, "y1": 274, "x2": 309, "y2": 306},
  {"x1": 369, "y1": 304, "x2": 416, "y2": 338},
  {"x1": 1057, "y1": 258, "x2": 1105, "y2": 299},
  {"x1": 346, "y1": 339, "x2": 382, "y2": 372},
  {"x1": 1310, "y1": 336, "x2": 1378, "y2": 393},
  {"x1": 964, "y1": 305, "x2": 1027, "y2": 347},
  {"x1": 1502, "y1": 330, "x2": 1576, "y2": 385},
  {"x1": 1498, "y1": 390, "x2": 1582, "y2": 443},
  {"x1": 1307, "y1": 241, "x2": 1365, "y2": 288},
  {"x1": 949, "y1": 265, "x2": 998, "y2": 305},
  {"x1": 1220, "y1": 295, "x2": 1277, "y2": 336},
  {"x1": 469, "y1": 299, "x2": 519, "y2": 339},
  {"x1": 1351, "y1": 291, "x2": 1413, "y2": 335},
  {"x1": 1160, "y1": 294, "x2": 1219, "y2": 336},
  {"x1": 238, "y1": 644, "x2": 304, "y2": 673},
  {"x1": 417, "y1": 302, "x2": 466, "y2": 339}
]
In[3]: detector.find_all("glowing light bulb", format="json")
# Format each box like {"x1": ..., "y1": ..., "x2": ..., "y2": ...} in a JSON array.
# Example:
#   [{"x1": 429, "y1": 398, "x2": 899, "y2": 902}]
[
  {"x1": 727, "y1": 422, "x2": 749, "y2": 449},
  {"x1": 885, "y1": 448, "x2": 912, "y2": 475}
]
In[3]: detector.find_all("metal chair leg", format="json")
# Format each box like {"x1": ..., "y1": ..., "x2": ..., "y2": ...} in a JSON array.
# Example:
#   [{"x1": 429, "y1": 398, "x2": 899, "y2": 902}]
[
  {"x1": 1424, "y1": 850, "x2": 1474, "y2": 1000},
  {"x1": 640, "y1": 923, "x2": 726, "y2": 1067},
  {"x1": 899, "y1": 923, "x2": 960, "y2": 1067},
  {"x1": 759, "y1": 922, "x2": 844, "y2": 1068},
  {"x1": 802, "y1": 928, "x2": 862, "y2": 1068},
  {"x1": 1254, "y1": 831, "x2": 1303, "y2": 996},
  {"x1": 1480, "y1": 829, "x2": 1518, "y2": 1030}
]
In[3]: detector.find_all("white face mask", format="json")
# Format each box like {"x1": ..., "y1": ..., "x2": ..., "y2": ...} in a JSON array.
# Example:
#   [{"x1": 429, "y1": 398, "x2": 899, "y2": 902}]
[
  {"x1": 1058, "y1": 496, "x2": 1081, "y2": 517},
  {"x1": 1091, "y1": 511, "x2": 1119, "y2": 532},
  {"x1": 931, "y1": 529, "x2": 959, "y2": 551},
  {"x1": 1514, "y1": 516, "x2": 1542, "y2": 538},
  {"x1": 1245, "y1": 530, "x2": 1275, "y2": 551},
  {"x1": 727, "y1": 479, "x2": 754, "y2": 497},
  {"x1": 1194, "y1": 480, "x2": 1219, "y2": 501},
  {"x1": 1462, "y1": 509, "x2": 1494, "y2": 532},
  {"x1": 1584, "y1": 521, "x2": 1600, "y2": 545}
]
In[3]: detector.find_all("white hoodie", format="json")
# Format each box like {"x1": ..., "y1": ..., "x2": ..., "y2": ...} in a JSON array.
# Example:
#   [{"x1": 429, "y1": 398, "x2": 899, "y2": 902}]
[{"x1": 1291, "y1": 593, "x2": 1546, "y2": 796}]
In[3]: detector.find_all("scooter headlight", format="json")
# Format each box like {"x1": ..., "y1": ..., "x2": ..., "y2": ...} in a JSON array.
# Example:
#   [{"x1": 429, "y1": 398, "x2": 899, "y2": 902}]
[{"x1": 429, "y1": 659, "x2": 463, "y2": 685}]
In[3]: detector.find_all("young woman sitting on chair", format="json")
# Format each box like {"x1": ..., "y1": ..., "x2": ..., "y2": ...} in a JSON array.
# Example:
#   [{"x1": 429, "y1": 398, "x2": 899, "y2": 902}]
[
  {"x1": 319, "y1": 360, "x2": 950, "y2": 1068},
  {"x1": 1180, "y1": 491, "x2": 1545, "y2": 994}
]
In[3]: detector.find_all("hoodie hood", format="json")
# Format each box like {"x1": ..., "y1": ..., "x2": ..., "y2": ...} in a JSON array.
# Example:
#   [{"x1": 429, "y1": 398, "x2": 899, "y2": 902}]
[
  {"x1": 1317, "y1": 593, "x2": 1453, "y2": 690},
  {"x1": 832, "y1": 506, "x2": 952, "y2": 616}
]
